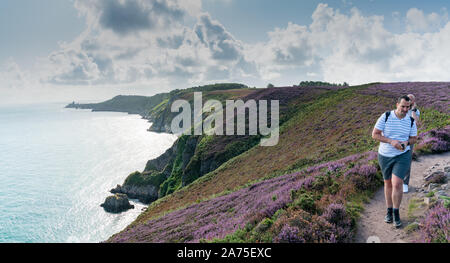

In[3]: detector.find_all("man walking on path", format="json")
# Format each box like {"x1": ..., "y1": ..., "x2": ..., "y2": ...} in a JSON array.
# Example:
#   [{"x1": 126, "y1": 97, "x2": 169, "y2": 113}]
[
  {"x1": 403, "y1": 94, "x2": 420, "y2": 193},
  {"x1": 372, "y1": 96, "x2": 418, "y2": 228}
]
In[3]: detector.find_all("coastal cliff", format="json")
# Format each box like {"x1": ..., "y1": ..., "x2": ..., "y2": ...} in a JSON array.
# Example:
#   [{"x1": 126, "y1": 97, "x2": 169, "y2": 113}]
[{"x1": 68, "y1": 83, "x2": 268, "y2": 203}]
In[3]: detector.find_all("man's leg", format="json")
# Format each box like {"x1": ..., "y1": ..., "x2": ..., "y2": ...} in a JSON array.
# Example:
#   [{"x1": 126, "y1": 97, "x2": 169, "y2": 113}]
[
  {"x1": 393, "y1": 150, "x2": 411, "y2": 206},
  {"x1": 391, "y1": 174, "x2": 404, "y2": 228},
  {"x1": 391, "y1": 151, "x2": 411, "y2": 228},
  {"x1": 384, "y1": 179, "x2": 393, "y2": 208},
  {"x1": 391, "y1": 174, "x2": 403, "y2": 208},
  {"x1": 404, "y1": 145, "x2": 414, "y2": 187},
  {"x1": 404, "y1": 166, "x2": 411, "y2": 186},
  {"x1": 384, "y1": 179, "x2": 394, "y2": 223},
  {"x1": 379, "y1": 154, "x2": 395, "y2": 223}
]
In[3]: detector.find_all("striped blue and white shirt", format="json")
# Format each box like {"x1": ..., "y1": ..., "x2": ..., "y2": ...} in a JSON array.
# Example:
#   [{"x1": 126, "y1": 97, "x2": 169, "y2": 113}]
[{"x1": 374, "y1": 111, "x2": 418, "y2": 157}]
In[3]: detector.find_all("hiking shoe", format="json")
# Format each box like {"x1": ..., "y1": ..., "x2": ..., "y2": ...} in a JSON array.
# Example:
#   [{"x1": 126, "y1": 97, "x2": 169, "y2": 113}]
[
  {"x1": 403, "y1": 184, "x2": 409, "y2": 193},
  {"x1": 384, "y1": 213, "x2": 393, "y2": 224},
  {"x1": 393, "y1": 209, "x2": 402, "y2": 228},
  {"x1": 394, "y1": 218, "x2": 402, "y2": 228}
]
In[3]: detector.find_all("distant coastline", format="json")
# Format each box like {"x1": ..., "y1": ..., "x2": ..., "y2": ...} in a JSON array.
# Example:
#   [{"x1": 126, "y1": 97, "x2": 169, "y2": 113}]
[{"x1": 65, "y1": 95, "x2": 155, "y2": 116}]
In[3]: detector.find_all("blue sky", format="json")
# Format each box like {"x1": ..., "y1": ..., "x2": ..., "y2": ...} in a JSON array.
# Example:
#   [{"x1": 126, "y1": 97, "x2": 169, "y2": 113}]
[
  {"x1": 1, "y1": 0, "x2": 450, "y2": 104},
  {"x1": 0, "y1": 0, "x2": 84, "y2": 68}
]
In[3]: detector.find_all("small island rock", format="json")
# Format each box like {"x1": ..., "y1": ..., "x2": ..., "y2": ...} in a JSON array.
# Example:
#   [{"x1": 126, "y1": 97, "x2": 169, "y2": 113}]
[{"x1": 101, "y1": 193, "x2": 134, "y2": 213}]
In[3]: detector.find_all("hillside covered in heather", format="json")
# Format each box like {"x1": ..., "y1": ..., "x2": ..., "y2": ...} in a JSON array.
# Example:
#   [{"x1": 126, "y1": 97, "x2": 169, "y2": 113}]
[{"x1": 78, "y1": 82, "x2": 449, "y2": 243}]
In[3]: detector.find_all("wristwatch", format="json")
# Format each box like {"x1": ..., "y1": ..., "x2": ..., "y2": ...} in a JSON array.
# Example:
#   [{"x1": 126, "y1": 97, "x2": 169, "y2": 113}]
[{"x1": 412, "y1": 108, "x2": 417, "y2": 112}]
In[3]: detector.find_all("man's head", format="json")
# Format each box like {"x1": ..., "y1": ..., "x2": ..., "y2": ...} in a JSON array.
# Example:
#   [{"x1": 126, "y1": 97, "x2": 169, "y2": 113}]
[
  {"x1": 396, "y1": 95, "x2": 411, "y2": 117},
  {"x1": 407, "y1": 94, "x2": 416, "y2": 104}
]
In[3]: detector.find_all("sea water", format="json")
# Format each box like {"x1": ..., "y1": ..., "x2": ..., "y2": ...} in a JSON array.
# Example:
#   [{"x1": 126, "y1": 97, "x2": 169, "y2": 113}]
[{"x1": 0, "y1": 102, "x2": 178, "y2": 243}]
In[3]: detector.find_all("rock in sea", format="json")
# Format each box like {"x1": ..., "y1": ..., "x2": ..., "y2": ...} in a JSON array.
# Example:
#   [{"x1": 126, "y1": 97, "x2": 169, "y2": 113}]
[{"x1": 100, "y1": 193, "x2": 135, "y2": 213}]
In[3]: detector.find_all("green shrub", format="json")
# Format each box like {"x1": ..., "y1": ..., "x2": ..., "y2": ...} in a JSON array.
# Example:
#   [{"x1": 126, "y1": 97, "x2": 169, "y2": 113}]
[
  {"x1": 420, "y1": 108, "x2": 450, "y2": 132},
  {"x1": 312, "y1": 175, "x2": 333, "y2": 191},
  {"x1": 254, "y1": 218, "x2": 274, "y2": 233},
  {"x1": 272, "y1": 209, "x2": 286, "y2": 221},
  {"x1": 291, "y1": 193, "x2": 316, "y2": 213}
]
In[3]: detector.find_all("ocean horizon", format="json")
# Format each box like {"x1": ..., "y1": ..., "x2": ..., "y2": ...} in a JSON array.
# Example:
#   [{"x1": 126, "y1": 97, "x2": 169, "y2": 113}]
[{"x1": 0, "y1": 102, "x2": 178, "y2": 243}]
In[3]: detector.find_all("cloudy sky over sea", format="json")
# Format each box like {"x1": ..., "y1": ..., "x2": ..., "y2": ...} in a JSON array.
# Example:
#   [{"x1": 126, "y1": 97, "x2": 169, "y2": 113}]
[{"x1": 1, "y1": 0, "x2": 450, "y2": 105}]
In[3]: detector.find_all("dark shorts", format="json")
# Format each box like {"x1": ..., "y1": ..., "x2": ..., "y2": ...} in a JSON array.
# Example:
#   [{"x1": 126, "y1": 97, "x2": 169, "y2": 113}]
[{"x1": 378, "y1": 150, "x2": 412, "y2": 181}]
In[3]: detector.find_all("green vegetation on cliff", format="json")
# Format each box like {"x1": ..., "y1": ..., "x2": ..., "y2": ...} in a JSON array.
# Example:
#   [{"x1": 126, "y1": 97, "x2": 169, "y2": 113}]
[{"x1": 109, "y1": 83, "x2": 262, "y2": 202}]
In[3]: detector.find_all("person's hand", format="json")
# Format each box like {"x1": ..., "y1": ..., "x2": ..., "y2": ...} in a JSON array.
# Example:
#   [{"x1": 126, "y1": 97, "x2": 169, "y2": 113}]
[
  {"x1": 390, "y1": 140, "x2": 404, "y2": 151},
  {"x1": 400, "y1": 141, "x2": 409, "y2": 149}
]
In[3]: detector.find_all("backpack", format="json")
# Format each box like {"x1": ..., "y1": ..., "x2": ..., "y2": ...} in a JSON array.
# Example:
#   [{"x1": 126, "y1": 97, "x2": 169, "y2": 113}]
[{"x1": 384, "y1": 111, "x2": 414, "y2": 127}]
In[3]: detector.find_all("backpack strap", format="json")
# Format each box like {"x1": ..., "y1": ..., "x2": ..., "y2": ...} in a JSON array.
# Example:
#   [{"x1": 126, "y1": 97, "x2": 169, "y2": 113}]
[
  {"x1": 384, "y1": 111, "x2": 390, "y2": 123},
  {"x1": 410, "y1": 117, "x2": 414, "y2": 128}
]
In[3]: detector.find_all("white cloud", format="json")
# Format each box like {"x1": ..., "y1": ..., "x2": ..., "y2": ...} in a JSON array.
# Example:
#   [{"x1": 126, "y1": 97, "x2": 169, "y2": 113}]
[
  {"x1": 46, "y1": 49, "x2": 102, "y2": 85},
  {"x1": 406, "y1": 7, "x2": 448, "y2": 33},
  {"x1": 244, "y1": 4, "x2": 450, "y2": 85},
  {"x1": 0, "y1": 59, "x2": 29, "y2": 89},
  {"x1": 36, "y1": 1, "x2": 259, "y2": 90}
]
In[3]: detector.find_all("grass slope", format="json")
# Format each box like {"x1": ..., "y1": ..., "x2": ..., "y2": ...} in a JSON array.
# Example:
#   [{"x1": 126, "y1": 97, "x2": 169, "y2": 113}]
[{"x1": 128, "y1": 86, "x2": 385, "y2": 222}]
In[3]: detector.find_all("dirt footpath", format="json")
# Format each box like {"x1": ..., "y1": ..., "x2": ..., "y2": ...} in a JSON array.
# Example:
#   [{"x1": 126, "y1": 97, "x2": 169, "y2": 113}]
[{"x1": 355, "y1": 151, "x2": 450, "y2": 243}]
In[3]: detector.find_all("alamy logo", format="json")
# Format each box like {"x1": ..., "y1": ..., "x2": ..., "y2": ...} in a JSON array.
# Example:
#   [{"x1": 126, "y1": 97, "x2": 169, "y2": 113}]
[{"x1": 171, "y1": 92, "x2": 279, "y2": 146}]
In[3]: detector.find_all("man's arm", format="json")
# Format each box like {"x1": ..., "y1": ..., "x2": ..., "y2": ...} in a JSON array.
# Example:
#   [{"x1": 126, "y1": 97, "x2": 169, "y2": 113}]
[
  {"x1": 410, "y1": 111, "x2": 419, "y2": 123},
  {"x1": 372, "y1": 128, "x2": 390, "y2": 143},
  {"x1": 407, "y1": 136, "x2": 418, "y2": 146},
  {"x1": 410, "y1": 104, "x2": 420, "y2": 123},
  {"x1": 372, "y1": 128, "x2": 403, "y2": 150}
]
